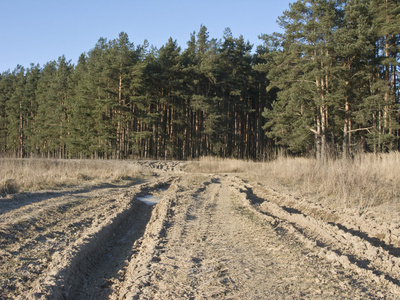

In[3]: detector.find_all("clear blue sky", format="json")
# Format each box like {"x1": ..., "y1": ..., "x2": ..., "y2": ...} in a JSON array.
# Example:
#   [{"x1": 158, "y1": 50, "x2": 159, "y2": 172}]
[{"x1": 0, "y1": 0, "x2": 292, "y2": 72}]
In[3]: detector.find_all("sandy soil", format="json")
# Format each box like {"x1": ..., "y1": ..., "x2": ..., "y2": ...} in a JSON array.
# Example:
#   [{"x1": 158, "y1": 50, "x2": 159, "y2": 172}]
[{"x1": 0, "y1": 161, "x2": 399, "y2": 299}]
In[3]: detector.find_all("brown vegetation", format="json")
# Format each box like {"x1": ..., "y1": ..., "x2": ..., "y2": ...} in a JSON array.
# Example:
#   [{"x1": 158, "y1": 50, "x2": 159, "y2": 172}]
[
  {"x1": 188, "y1": 153, "x2": 400, "y2": 209},
  {"x1": 0, "y1": 159, "x2": 149, "y2": 195},
  {"x1": 2, "y1": 154, "x2": 399, "y2": 208}
]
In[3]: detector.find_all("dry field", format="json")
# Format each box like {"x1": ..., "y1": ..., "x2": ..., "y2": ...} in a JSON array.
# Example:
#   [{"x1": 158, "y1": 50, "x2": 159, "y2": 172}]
[{"x1": 0, "y1": 156, "x2": 399, "y2": 299}]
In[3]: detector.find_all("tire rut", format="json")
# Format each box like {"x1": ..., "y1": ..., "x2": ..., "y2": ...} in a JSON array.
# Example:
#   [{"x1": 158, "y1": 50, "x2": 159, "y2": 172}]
[
  {"x1": 0, "y1": 177, "x2": 174, "y2": 299},
  {"x1": 113, "y1": 174, "x2": 392, "y2": 299},
  {"x1": 228, "y1": 176, "x2": 400, "y2": 296},
  {"x1": 2, "y1": 170, "x2": 398, "y2": 299},
  {"x1": 63, "y1": 200, "x2": 152, "y2": 299}
]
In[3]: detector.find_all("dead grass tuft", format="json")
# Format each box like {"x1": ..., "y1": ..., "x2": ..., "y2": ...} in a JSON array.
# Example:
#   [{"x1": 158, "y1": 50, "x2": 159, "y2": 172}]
[{"x1": 0, "y1": 179, "x2": 19, "y2": 195}]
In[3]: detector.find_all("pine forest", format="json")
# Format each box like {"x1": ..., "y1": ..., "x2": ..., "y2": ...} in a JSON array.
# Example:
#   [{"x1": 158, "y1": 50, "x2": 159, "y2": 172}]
[{"x1": 0, "y1": 0, "x2": 399, "y2": 160}]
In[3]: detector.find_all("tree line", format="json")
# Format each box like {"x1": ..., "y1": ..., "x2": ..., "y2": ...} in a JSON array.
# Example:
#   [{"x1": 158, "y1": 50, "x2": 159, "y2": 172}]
[
  {"x1": 0, "y1": 0, "x2": 399, "y2": 160},
  {"x1": 258, "y1": 0, "x2": 399, "y2": 159}
]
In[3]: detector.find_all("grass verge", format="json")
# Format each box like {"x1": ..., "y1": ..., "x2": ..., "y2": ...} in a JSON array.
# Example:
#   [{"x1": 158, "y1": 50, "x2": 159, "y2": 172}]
[
  {"x1": 187, "y1": 154, "x2": 400, "y2": 209},
  {"x1": 0, "y1": 159, "x2": 149, "y2": 195}
]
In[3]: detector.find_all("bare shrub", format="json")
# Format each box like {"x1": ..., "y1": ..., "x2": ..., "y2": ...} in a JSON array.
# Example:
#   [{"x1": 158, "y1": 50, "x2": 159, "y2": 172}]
[{"x1": 0, "y1": 179, "x2": 19, "y2": 195}]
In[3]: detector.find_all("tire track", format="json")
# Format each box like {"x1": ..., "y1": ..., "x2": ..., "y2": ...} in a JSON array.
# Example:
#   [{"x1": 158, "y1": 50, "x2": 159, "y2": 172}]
[
  {"x1": 0, "y1": 177, "x2": 173, "y2": 299},
  {"x1": 62, "y1": 200, "x2": 152, "y2": 299},
  {"x1": 2, "y1": 169, "x2": 397, "y2": 298},
  {"x1": 228, "y1": 176, "x2": 400, "y2": 296},
  {"x1": 113, "y1": 174, "x2": 391, "y2": 299}
]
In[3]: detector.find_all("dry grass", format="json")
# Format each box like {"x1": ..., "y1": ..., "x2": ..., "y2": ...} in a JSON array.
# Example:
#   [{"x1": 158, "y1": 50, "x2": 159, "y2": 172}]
[
  {"x1": 189, "y1": 154, "x2": 400, "y2": 208},
  {"x1": 2, "y1": 155, "x2": 399, "y2": 209},
  {"x1": 0, "y1": 159, "x2": 148, "y2": 195},
  {"x1": 186, "y1": 156, "x2": 258, "y2": 174},
  {"x1": 264, "y1": 153, "x2": 400, "y2": 208}
]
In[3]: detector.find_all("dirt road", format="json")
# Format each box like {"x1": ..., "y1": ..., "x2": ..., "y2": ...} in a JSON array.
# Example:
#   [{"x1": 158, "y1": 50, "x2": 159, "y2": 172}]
[{"x1": 0, "y1": 162, "x2": 399, "y2": 299}]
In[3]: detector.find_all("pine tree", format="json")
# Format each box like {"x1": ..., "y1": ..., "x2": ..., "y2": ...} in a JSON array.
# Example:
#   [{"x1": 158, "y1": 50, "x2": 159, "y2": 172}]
[
  {"x1": 189, "y1": 25, "x2": 221, "y2": 157},
  {"x1": 106, "y1": 32, "x2": 139, "y2": 158},
  {"x1": 334, "y1": 0, "x2": 373, "y2": 157},
  {"x1": 258, "y1": 0, "x2": 344, "y2": 159},
  {"x1": 66, "y1": 53, "x2": 98, "y2": 158},
  {"x1": 367, "y1": 0, "x2": 400, "y2": 152},
  {"x1": 0, "y1": 71, "x2": 14, "y2": 154},
  {"x1": 33, "y1": 57, "x2": 73, "y2": 158},
  {"x1": 139, "y1": 47, "x2": 163, "y2": 158},
  {"x1": 252, "y1": 45, "x2": 276, "y2": 159},
  {"x1": 6, "y1": 66, "x2": 28, "y2": 157},
  {"x1": 219, "y1": 28, "x2": 254, "y2": 158},
  {"x1": 154, "y1": 37, "x2": 184, "y2": 159}
]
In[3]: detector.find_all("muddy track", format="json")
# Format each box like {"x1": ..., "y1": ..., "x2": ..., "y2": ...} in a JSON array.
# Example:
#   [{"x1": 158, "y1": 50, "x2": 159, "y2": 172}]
[
  {"x1": 0, "y1": 176, "x2": 173, "y2": 299},
  {"x1": 1, "y1": 169, "x2": 399, "y2": 299},
  {"x1": 228, "y1": 176, "x2": 400, "y2": 291},
  {"x1": 113, "y1": 174, "x2": 395, "y2": 298}
]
